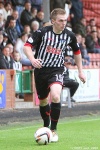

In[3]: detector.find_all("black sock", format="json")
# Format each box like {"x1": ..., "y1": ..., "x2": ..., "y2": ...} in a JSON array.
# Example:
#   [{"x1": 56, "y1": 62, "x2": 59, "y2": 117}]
[
  {"x1": 50, "y1": 102, "x2": 61, "y2": 130},
  {"x1": 39, "y1": 104, "x2": 50, "y2": 127}
]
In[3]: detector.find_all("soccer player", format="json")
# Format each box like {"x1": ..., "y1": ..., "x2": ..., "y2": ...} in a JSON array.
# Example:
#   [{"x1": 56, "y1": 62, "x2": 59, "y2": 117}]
[{"x1": 24, "y1": 8, "x2": 86, "y2": 142}]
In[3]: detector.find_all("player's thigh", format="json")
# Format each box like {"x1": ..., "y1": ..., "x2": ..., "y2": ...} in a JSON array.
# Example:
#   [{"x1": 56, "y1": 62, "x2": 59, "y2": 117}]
[
  {"x1": 34, "y1": 69, "x2": 49, "y2": 99},
  {"x1": 50, "y1": 84, "x2": 62, "y2": 100}
]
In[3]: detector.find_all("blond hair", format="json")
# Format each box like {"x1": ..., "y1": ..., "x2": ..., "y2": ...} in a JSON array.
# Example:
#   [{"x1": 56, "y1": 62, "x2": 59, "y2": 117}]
[{"x1": 50, "y1": 8, "x2": 66, "y2": 20}]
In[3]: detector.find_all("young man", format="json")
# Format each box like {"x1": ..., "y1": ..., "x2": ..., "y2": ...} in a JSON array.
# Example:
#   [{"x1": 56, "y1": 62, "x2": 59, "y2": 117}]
[{"x1": 24, "y1": 8, "x2": 86, "y2": 142}]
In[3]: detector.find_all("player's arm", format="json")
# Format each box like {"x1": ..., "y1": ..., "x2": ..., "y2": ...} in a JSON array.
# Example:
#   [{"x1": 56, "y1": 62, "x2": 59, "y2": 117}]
[
  {"x1": 74, "y1": 53, "x2": 86, "y2": 83},
  {"x1": 68, "y1": 34, "x2": 86, "y2": 83},
  {"x1": 23, "y1": 30, "x2": 42, "y2": 68},
  {"x1": 24, "y1": 45, "x2": 42, "y2": 69},
  {"x1": 74, "y1": 51, "x2": 83, "y2": 73}
]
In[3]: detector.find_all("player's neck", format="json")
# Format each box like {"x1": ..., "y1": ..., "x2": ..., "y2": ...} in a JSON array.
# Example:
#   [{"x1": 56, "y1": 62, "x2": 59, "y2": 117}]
[{"x1": 53, "y1": 27, "x2": 62, "y2": 34}]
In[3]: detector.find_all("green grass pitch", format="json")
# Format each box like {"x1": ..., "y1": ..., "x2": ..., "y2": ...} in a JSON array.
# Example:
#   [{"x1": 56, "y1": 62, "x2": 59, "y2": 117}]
[{"x1": 0, "y1": 115, "x2": 100, "y2": 150}]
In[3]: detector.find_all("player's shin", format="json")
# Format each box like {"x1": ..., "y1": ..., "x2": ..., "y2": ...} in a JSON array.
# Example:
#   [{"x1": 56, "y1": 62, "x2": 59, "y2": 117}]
[
  {"x1": 50, "y1": 102, "x2": 61, "y2": 131},
  {"x1": 39, "y1": 104, "x2": 50, "y2": 127}
]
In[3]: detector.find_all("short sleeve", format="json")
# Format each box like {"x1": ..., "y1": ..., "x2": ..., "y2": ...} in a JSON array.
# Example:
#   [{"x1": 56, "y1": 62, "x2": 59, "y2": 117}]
[{"x1": 25, "y1": 30, "x2": 43, "y2": 47}]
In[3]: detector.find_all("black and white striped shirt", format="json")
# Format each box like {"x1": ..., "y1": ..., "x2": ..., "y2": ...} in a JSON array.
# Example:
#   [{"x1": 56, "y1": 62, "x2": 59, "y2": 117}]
[
  {"x1": 13, "y1": 61, "x2": 22, "y2": 71},
  {"x1": 25, "y1": 26, "x2": 80, "y2": 67}
]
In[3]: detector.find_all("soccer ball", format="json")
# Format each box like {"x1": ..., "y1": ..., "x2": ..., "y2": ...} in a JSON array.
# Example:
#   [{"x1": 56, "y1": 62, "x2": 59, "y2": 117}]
[{"x1": 34, "y1": 127, "x2": 52, "y2": 145}]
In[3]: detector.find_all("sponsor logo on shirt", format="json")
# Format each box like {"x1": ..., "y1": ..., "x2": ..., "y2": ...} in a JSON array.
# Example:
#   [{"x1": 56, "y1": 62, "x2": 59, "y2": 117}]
[{"x1": 46, "y1": 46, "x2": 61, "y2": 55}]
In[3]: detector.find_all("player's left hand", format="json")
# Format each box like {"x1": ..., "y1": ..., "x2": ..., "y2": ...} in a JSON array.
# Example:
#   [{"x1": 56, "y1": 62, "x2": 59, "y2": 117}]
[{"x1": 79, "y1": 72, "x2": 86, "y2": 84}]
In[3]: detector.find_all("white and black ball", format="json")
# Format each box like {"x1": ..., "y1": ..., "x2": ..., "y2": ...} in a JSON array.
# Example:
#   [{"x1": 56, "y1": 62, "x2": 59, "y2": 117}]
[{"x1": 34, "y1": 127, "x2": 52, "y2": 145}]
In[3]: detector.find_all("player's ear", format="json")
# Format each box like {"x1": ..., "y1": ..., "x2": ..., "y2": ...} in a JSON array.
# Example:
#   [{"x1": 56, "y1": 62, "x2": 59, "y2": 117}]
[{"x1": 51, "y1": 19, "x2": 54, "y2": 25}]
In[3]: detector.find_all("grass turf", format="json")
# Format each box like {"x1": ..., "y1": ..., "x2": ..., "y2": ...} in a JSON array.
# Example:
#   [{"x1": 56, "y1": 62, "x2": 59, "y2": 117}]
[{"x1": 0, "y1": 115, "x2": 100, "y2": 150}]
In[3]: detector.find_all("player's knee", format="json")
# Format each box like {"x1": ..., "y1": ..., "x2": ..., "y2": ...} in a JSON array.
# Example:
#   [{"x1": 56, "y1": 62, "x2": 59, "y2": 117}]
[
  {"x1": 51, "y1": 94, "x2": 60, "y2": 103},
  {"x1": 40, "y1": 99, "x2": 48, "y2": 106}
]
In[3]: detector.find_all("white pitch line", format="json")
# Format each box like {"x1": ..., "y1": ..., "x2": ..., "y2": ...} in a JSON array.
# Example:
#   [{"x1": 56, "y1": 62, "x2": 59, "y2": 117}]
[
  {"x1": 0, "y1": 118, "x2": 100, "y2": 132},
  {"x1": 80, "y1": 118, "x2": 100, "y2": 122},
  {"x1": 0, "y1": 125, "x2": 39, "y2": 132}
]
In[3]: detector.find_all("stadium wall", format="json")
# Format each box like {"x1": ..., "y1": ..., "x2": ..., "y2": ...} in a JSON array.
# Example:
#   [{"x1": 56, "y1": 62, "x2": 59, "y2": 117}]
[
  {"x1": 69, "y1": 68, "x2": 100, "y2": 102},
  {"x1": 0, "y1": 68, "x2": 100, "y2": 109},
  {"x1": 0, "y1": 69, "x2": 15, "y2": 109}
]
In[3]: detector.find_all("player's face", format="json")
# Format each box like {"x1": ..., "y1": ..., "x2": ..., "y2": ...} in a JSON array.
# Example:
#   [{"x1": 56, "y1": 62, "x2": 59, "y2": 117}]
[{"x1": 52, "y1": 14, "x2": 67, "y2": 34}]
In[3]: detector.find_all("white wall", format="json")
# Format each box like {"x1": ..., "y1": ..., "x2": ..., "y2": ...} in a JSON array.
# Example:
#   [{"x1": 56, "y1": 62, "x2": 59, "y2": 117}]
[{"x1": 69, "y1": 69, "x2": 100, "y2": 102}]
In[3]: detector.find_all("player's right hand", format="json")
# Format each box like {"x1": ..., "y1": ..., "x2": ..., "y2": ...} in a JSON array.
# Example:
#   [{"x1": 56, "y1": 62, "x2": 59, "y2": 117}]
[{"x1": 32, "y1": 59, "x2": 42, "y2": 68}]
